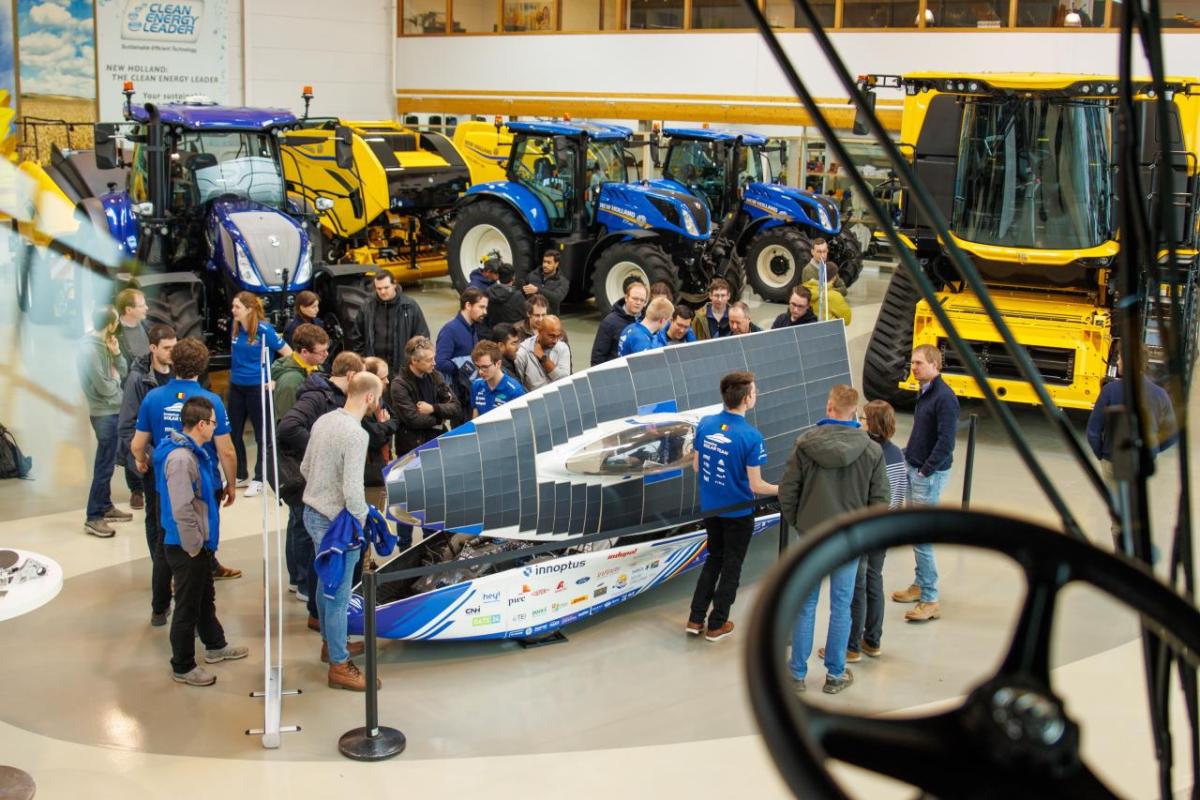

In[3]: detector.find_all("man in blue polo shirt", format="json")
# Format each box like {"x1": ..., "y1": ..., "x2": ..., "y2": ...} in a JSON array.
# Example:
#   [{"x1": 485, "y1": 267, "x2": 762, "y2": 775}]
[
  {"x1": 470, "y1": 340, "x2": 525, "y2": 418},
  {"x1": 131, "y1": 338, "x2": 241, "y2": 592},
  {"x1": 617, "y1": 296, "x2": 673, "y2": 357},
  {"x1": 686, "y1": 370, "x2": 778, "y2": 643}
]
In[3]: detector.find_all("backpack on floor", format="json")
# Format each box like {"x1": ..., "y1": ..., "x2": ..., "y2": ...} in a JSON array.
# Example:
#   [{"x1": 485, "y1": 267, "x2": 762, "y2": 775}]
[{"x1": 0, "y1": 423, "x2": 32, "y2": 479}]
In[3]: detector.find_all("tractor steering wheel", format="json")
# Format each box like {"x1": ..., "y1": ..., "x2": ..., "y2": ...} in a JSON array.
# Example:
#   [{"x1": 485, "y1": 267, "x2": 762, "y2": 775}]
[{"x1": 745, "y1": 507, "x2": 1200, "y2": 800}]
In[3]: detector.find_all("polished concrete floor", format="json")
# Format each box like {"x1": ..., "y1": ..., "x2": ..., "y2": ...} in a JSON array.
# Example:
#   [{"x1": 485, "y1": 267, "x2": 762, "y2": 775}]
[{"x1": 1, "y1": 248, "x2": 1197, "y2": 798}]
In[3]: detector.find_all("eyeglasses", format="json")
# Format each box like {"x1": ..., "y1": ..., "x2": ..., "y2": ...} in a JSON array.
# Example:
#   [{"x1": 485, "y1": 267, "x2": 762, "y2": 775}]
[
  {"x1": 199, "y1": 418, "x2": 217, "y2": 427},
  {"x1": 474, "y1": 361, "x2": 495, "y2": 370}
]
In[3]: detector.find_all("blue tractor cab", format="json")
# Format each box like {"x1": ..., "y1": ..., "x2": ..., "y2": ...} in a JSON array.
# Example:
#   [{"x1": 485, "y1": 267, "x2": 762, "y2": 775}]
[
  {"x1": 652, "y1": 127, "x2": 864, "y2": 303},
  {"x1": 447, "y1": 119, "x2": 720, "y2": 314},
  {"x1": 85, "y1": 89, "x2": 369, "y2": 367}
]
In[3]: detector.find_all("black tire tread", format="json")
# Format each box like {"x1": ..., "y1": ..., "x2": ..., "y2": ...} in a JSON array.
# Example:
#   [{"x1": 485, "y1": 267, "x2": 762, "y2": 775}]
[
  {"x1": 146, "y1": 283, "x2": 204, "y2": 341},
  {"x1": 863, "y1": 267, "x2": 921, "y2": 408},
  {"x1": 830, "y1": 229, "x2": 865, "y2": 289}
]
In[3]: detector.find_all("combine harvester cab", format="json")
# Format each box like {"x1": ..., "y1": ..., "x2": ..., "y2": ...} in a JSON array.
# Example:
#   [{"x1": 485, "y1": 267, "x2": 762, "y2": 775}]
[
  {"x1": 282, "y1": 115, "x2": 471, "y2": 283},
  {"x1": 348, "y1": 320, "x2": 851, "y2": 641},
  {"x1": 446, "y1": 119, "x2": 713, "y2": 314},
  {"x1": 652, "y1": 127, "x2": 863, "y2": 303},
  {"x1": 859, "y1": 73, "x2": 1200, "y2": 409}
]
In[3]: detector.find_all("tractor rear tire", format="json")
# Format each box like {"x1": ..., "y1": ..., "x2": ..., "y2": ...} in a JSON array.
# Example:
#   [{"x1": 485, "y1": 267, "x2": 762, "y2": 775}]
[
  {"x1": 830, "y1": 228, "x2": 866, "y2": 289},
  {"x1": 146, "y1": 283, "x2": 204, "y2": 342},
  {"x1": 862, "y1": 266, "x2": 921, "y2": 409},
  {"x1": 322, "y1": 274, "x2": 372, "y2": 357},
  {"x1": 447, "y1": 201, "x2": 535, "y2": 293},
  {"x1": 744, "y1": 228, "x2": 811, "y2": 303},
  {"x1": 591, "y1": 241, "x2": 678, "y2": 316}
]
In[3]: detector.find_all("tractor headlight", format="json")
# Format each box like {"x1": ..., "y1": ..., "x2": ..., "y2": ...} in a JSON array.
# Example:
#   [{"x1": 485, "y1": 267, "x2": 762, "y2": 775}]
[
  {"x1": 817, "y1": 207, "x2": 832, "y2": 230},
  {"x1": 236, "y1": 243, "x2": 263, "y2": 287},
  {"x1": 681, "y1": 206, "x2": 699, "y2": 237},
  {"x1": 294, "y1": 241, "x2": 313, "y2": 285}
]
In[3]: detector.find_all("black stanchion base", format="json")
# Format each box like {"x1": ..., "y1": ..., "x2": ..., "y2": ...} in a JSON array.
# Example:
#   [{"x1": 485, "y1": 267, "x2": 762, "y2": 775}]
[
  {"x1": 338, "y1": 727, "x2": 407, "y2": 761},
  {"x1": 517, "y1": 630, "x2": 568, "y2": 649}
]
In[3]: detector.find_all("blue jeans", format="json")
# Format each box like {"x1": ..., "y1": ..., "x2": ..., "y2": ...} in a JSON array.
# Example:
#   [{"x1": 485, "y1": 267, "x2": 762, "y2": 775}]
[
  {"x1": 850, "y1": 550, "x2": 886, "y2": 652},
  {"x1": 304, "y1": 506, "x2": 360, "y2": 665},
  {"x1": 909, "y1": 465, "x2": 951, "y2": 603},
  {"x1": 789, "y1": 559, "x2": 858, "y2": 680},
  {"x1": 86, "y1": 414, "x2": 120, "y2": 521}
]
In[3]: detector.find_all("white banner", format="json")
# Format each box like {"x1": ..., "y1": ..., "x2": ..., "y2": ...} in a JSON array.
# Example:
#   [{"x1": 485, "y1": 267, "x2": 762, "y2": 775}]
[{"x1": 96, "y1": 0, "x2": 228, "y2": 121}]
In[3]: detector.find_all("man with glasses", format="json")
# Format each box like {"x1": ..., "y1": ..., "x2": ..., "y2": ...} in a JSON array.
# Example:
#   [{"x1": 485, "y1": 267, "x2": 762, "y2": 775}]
[
  {"x1": 156, "y1": 396, "x2": 248, "y2": 687},
  {"x1": 516, "y1": 315, "x2": 571, "y2": 390},
  {"x1": 470, "y1": 340, "x2": 525, "y2": 418},
  {"x1": 772, "y1": 285, "x2": 818, "y2": 329},
  {"x1": 691, "y1": 277, "x2": 734, "y2": 341},
  {"x1": 272, "y1": 324, "x2": 331, "y2": 420}
]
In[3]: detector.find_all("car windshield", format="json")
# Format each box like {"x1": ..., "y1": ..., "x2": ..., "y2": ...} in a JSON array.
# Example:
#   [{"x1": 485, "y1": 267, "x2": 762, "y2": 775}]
[
  {"x1": 172, "y1": 131, "x2": 285, "y2": 208},
  {"x1": 952, "y1": 98, "x2": 1112, "y2": 250},
  {"x1": 565, "y1": 420, "x2": 695, "y2": 476}
]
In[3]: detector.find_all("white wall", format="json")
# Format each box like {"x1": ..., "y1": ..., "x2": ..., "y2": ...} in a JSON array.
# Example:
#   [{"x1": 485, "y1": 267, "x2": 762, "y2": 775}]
[
  {"x1": 393, "y1": 30, "x2": 1197, "y2": 100},
  {"x1": 239, "y1": 0, "x2": 395, "y2": 119}
]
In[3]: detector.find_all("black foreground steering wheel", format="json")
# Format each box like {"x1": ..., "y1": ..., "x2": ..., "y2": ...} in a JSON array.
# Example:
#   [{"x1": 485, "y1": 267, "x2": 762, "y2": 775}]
[{"x1": 745, "y1": 508, "x2": 1200, "y2": 800}]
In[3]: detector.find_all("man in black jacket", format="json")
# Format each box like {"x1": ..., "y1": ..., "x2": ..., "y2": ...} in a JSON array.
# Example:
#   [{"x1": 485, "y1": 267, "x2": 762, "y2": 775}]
[
  {"x1": 590, "y1": 278, "x2": 646, "y2": 366},
  {"x1": 349, "y1": 271, "x2": 430, "y2": 379},
  {"x1": 276, "y1": 351, "x2": 365, "y2": 625},
  {"x1": 391, "y1": 336, "x2": 461, "y2": 550},
  {"x1": 483, "y1": 263, "x2": 527, "y2": 338},
  {"x1": 890, "y1": 344, "x2": 959, "y2": 623},
  {"x1": 771, "y1": 285, "x2": 818, "y2": 329},
  {"x1": 117, "y1": 323, "x2": 176, "y2": 626},
  {"x1": 520, "y1": 250, "x2": 570, "y2": 315}
]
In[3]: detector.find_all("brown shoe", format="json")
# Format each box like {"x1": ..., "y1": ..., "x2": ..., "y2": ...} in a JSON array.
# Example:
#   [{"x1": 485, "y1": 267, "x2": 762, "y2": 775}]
[
  {"x1": 861, "y1": 642, "x2": 882, "y2": 658},
  {"x1": 705, "y1": 621, "x2": 734, "y2": 642},
  {"x1": 891, "y1": 584, "x2": 920, "y2": 603},
  {"x1": 327, "y1": 659, "x2": 381, "y2": 691},
  {"x1": 818, "y1": 647, "x2": 861, "y2": 664},
  {"x1": 213, "y1": 565, "x2": 242, "y2": 580},
  {"x1": 130, "y1": 491, "x2": 145, "y2": 510},
  {"x1": 905, "y1": 601, "x2": 941, "y2": 622},
  {"x1": 321, "y1": 640, "x2": 367, "y2": 663},
  {"x1": 307, "y1": 615, "x2": 321, "y2": 632},
  {"x1": 685, "y1": 620, "x2": 704, "y2": 636}
]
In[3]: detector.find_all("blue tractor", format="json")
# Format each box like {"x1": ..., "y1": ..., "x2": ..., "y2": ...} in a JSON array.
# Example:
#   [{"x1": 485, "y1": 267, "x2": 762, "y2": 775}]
[
  {"x1": 446, "y1": 121, "x2": 720, "y2": 314},
  {"x1": 76, "y1": 89, "x2": 370, "y2": 367},
  {"x1": 651, "y1": 128, "x2": 866, "y2": 303}
]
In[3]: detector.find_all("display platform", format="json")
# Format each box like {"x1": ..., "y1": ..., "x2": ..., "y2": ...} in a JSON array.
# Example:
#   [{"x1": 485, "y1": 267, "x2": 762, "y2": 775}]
[{"x1": 0, "y1": 549, "x2": 61, "y2": 623}]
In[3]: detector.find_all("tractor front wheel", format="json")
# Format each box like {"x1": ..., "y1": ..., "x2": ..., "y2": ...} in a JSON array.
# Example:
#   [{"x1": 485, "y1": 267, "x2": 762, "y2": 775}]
[
  {"x1": 591, "y1": 241, "x2": 678, "y2": 316},
  {"x1": 744, "y1": 228, "x2": 811, "y2": 303},
  {"x1": 447, "y1": 201, "x2": 535, "y2": 292}
]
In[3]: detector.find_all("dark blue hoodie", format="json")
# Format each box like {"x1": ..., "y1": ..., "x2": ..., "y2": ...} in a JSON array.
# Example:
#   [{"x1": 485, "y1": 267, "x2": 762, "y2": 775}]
[{"x1": 154, "y1": 429, "x2": 220, "y2": 551}]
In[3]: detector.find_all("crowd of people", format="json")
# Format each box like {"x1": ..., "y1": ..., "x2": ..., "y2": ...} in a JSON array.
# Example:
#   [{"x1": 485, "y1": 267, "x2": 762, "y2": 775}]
[{"x1": 74, "y1": 249, "x2": 907, "y2": 697}]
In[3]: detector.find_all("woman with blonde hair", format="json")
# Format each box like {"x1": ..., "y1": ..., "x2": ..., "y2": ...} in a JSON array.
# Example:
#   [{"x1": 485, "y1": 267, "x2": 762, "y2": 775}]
[
  {"x1": 79, "y1": 306, "x2": 133, "y2": 537},
  {"x1": 228, "y1": 291, "x2": 291, "y2": 497}
]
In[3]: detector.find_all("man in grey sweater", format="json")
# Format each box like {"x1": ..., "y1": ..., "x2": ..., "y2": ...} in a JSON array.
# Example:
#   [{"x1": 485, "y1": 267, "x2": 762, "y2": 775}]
[{"x1": 301, "y1": 371, "x2": 382, "y2": 692}]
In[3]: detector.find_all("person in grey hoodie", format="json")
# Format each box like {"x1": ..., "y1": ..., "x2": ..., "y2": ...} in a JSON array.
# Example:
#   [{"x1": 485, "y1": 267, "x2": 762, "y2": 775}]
[
  {"x1": 779, "y1": 384, "x2": 889, "y2": 696},
  {"x1": 79, "y1": 306, "x2": 133, "y2": 538}
]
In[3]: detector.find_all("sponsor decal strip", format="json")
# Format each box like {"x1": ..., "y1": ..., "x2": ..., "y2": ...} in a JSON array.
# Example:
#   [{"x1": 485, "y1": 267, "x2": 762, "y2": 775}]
[{"x1": 411, "y1": 587, "x2": 477, "y2": 640}]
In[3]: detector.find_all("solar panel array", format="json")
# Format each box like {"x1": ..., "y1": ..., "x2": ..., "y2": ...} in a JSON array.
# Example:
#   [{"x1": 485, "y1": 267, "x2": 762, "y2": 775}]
[{"x1": 386, "y1": 321, "x2": 851, "y2": 541}]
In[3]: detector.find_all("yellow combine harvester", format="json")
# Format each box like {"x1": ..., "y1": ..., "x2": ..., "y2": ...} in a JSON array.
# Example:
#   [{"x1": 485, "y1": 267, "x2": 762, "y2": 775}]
[
  {"x1": 861, "y1": 73, "x2": 1200, "y2": 410},
  {"x1": 452, "y1": 119, "x2": 514, "y2": 186},
  {"x1": 282, "y1": 117, "x2": 472, "y2": 282}
]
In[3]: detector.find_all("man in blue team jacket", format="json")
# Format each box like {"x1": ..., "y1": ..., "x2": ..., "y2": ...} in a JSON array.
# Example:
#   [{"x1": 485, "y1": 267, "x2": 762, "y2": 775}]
[
  {"x1": 156, "y1": 397, "x2": 247, "y2": 687},
  {"x1": 618, "y1": 297, "x2": 673, "y2": 357}
]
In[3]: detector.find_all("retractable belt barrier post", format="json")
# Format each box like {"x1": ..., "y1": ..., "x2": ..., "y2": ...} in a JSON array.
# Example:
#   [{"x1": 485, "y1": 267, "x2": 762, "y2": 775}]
[
  {"x1": 247, "y1": 340, "x2": 300, "y2": 748},
  {"x1": 336, "y1": 497, "x2": 777, "y2": 760},
  {"x1": 960, "y1": 413, "x2": 979, "y2": 510}
]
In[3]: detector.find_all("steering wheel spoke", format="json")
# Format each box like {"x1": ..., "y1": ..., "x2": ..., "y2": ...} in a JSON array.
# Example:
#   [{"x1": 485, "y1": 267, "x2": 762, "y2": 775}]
[
  {"x1": 807, "y1": 706, "x2": 973, "y2": 793},
  {"x1": 997, "y1": 555, "x2": 1070, "y2": 684}
]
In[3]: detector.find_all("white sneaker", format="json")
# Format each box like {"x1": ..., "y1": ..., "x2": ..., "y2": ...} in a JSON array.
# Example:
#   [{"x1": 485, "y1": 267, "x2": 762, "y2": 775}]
[
  {"x1": 244, "y1": 480, "x2": 263, "y2": 497},
  {"x1": 235, "y1": 477, "x2": 250, "y2": 488}
]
